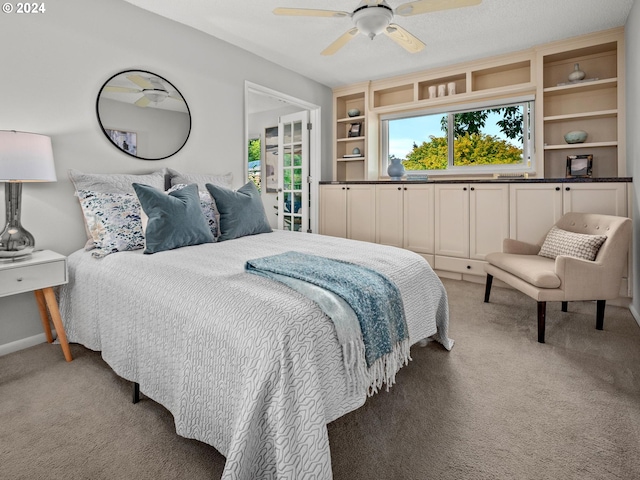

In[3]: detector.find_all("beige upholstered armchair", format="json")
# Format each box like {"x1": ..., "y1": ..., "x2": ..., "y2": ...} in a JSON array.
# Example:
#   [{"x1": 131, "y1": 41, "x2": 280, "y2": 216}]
[{"x1": 483, "y1": 212, "x2": 632, "y2": 343}]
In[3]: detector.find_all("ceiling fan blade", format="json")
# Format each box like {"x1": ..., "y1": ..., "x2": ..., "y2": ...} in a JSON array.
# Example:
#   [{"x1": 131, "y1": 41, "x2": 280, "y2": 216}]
[
  {"x1": 395, "y1": 0, "x2": 481, "y2": 16},
  {"x1": 384, "y1": 24, "x2": 425, "y2": 53},
  {"x1": 321, "y1": 28, "x2": 359, "y2": 56},
  {"x1": 103, "y1": 86, "x2": 141, "y2": 93},
  {"x1": 168, "y1": 93, "x2": 184, "y2": 101},
  {"x1": 127, "y1": 74, "x2": 155, "y2": 89},
  {"x1": 134, "y1": 96, "x2": 151, "y2": 108},
  {"x1": 273, "y1": 7, "x2": 349, "y2": 18}
]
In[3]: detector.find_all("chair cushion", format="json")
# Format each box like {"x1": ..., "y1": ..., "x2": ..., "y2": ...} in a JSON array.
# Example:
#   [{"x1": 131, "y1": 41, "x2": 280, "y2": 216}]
[
  {"x1": 485, "y1": 252, "x2": 560, "y2": 288},
  {"x1": 538, "y1": 226, "x2": 606, "y2": 261}
]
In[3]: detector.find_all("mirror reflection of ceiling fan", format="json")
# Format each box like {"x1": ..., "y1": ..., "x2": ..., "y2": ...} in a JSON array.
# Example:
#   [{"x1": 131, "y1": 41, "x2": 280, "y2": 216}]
[
  {"x1": 274, "y1": 0, "x2": 482, "y2": 55},
  {"x1": 104, "y1": 74, "x2": 184, "y2": 107}
]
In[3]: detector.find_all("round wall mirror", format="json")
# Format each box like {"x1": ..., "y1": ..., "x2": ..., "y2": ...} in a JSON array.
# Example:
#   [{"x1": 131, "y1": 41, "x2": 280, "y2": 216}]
[{"x1": 96, "y1": 70, "x2": 191, "y2": 160}]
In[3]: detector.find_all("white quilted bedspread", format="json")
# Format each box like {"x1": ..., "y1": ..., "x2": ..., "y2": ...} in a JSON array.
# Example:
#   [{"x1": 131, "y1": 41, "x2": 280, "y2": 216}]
[{"x1": 58, "y1": 230, "x2": 451, "y2": 479}]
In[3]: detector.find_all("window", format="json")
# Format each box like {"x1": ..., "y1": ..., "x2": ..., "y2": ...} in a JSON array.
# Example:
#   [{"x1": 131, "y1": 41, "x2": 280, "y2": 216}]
[{"x1": 381, "y1": 97, "x2": 534, "y2": 175}]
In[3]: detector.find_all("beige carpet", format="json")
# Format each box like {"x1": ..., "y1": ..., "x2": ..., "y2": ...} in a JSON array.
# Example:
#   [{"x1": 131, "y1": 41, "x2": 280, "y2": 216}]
[{"x1": 2, "y1": 279, "x2": 639, "y2": 480}]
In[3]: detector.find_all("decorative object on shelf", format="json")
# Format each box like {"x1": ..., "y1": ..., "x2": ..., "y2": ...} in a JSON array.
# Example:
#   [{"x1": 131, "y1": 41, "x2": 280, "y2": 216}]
[
  {"x1": 566, "y1": 154, "x2": 593, "y2": 178},
  {"x1": 568, "y1": 63, "x2": 586, "y2": 83},
  {"x1": 428, "y1": 85, "x2": 437, "y2": 99},
  {"x1": 352, "y1": 147, "x2": 361, "y2": 155},
  {"x1": 564, "y1": 130, "x2": 588, "y2": 144},
  {"x1": 347, "y1": 108, "x2": 360, "y2": 117},
  {"x1": 387, "y1": 157, "x2": 405, "y2": 179},
  {"x1": 347, "y1": 123, "x2": 362, "y2": 137},
  {"x1": 438, "y1": 84, "x2": 446, "y2": 97},
  {"x1": 447, "y1": 82, "x2": 456, "y2": 96},
  {"x1": 0, "y1": 130, "x2": 57, "y2": 260}
]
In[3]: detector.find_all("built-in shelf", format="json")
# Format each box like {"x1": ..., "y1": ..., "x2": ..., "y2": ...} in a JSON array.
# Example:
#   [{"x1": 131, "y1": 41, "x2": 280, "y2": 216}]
[
  {"x1": 337, "y1": 136, "x2": 365, "y2": 142},
  {"x1": 544, "y1": 141, "x2": 618, "y2": 150},
  {"x1": 337, "y1": 156, "x2": 365, "y2": 162},
  {"x1": 543, "y1": 77, "x2": 617, "y2": 96},
  {"x1": 337, "y1": 115, "x2": 365, "y2": 123},
  {"x1": 543, "y1": 109, "x2": 617, "y2": 122}
]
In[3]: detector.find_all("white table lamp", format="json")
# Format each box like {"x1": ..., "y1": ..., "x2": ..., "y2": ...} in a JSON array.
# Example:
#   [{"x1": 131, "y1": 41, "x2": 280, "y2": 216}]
[{"x1": 0, "y1": 130, "x2": 56, "y2": 260}]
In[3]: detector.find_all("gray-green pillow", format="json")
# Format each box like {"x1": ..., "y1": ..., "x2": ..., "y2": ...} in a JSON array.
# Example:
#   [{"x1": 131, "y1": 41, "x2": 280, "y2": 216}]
[
  {"x1": 205, "y1": 182, "x2": 272, "y2": 241},
  {"x1": 133, "y1": 183, "x2": 214, "y2": 254}
]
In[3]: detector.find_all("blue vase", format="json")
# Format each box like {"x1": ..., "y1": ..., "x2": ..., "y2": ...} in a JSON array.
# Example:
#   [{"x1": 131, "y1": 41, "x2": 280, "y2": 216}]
[{"x1": 387, "y1": 158, "x2": 405, "y2": 179}]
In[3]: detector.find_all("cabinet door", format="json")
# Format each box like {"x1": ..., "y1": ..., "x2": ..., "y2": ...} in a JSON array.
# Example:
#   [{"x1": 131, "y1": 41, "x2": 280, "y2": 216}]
[
  {"x1": 562, "y1": 183, "x2": 627, "y2": 216},
  {"x1": 435, "y1": 184, "x2": 469, "y2": 258},
  {"x1": 319, "y1": 185, "x2": 347, "y2": 238},
  {"x1": 347, "y1": 185, "x2": 376, "y2": 242},
  {"x1": 403, "y1": 184, "x2": 434, "y2": 254},
  {"x1": 509, "y1": 183, "x2": 563, "y2": 245},
  {"x1": 469, "y1": 184, "x2": 509, "y2": 260},
  {"x1": 376, "y1": 185, "x2": 404, "y2": 248}
]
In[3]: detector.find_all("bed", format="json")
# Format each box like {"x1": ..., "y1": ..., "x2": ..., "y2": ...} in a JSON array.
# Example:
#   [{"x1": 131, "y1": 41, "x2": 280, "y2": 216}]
[{"x1": 59, "y1": 169, "x2": 453, "y2": 479}]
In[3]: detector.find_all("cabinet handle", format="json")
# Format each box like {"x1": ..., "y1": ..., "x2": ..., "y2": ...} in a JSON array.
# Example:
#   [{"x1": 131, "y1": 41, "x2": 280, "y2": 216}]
[
  {"x1": 404, "y1": 187, "x2": 407, "y2": 190},
  {"x1": 565, "y1": 187, "x2": 571, "y2": 191},
  {"x1": 463, "y1": 187, "x2": 467, "y2": 191},
  {"x1": 341, "y1": 187, "x2": 346, "y2": 190},
  {"x1": 466, "y1": 265, "x2": 471, "y2": 270},
  {"x1": 16, "y1": 277, "x2": 23, "y2": 282},
  {"x1": 346, "y1": 187, "x2": 350, "y2": 190},
  {"x1": 470, "y1": 187, "x2": 475, "y2": 191},
  {"x1": 555, "y1": 187, "x2": 560, "y2": 191},
  {"x1": 397, "y1": 187, "x2": 401, "y2": 190}
]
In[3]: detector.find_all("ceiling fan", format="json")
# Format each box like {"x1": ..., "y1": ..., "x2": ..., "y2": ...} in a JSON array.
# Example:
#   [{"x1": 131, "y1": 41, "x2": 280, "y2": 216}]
[
  {"x1": 274, "y1": 0, "x2": 482, "y2": 55},
  {"x1": 104, "y1": 74, "x2": 183, "y2": 108}
]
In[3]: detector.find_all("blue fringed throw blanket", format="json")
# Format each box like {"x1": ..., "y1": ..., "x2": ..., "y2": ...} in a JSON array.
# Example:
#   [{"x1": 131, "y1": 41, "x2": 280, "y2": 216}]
[{"x1": 246, "y1": 251, "x2": 410, "y2": 395}]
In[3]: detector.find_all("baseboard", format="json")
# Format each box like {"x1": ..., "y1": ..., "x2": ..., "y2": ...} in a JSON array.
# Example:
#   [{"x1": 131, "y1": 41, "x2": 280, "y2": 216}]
[
  {"x1": 0, "y1": 332, "x2": 54, "y2": 357},
  {"x1": 629, "y1": 304, "x2": 640, "y2": 329}
]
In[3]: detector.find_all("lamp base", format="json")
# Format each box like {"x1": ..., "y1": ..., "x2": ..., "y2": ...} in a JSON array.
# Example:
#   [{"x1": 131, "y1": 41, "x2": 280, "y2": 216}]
[{"x1": 0, "y1": 182, "x2": 35, "y2": 259}]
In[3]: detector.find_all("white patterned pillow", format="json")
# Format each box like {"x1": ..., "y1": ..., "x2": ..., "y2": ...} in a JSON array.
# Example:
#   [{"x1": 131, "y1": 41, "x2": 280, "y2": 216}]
[
  {"x1": 167, "y1": 184, "x2": 219, "y2": 240},
  {"x1": 76, "y1": 190, "x2": 145, "y2": 258},
  {"x1": 538, "y1": 226, "x2": 607, "y2": 261}
]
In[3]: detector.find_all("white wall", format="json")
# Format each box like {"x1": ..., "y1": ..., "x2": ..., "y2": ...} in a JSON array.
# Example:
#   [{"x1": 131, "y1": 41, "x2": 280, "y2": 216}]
[
  {"x1": 0, "y1": 0, "x2": 332, "y2": 350},
  {"x1": 625, "y1": 1, "x2": 640, "y2": 323}
]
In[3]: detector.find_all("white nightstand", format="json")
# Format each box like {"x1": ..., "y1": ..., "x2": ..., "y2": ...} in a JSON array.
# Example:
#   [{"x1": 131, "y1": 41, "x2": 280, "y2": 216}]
[{"x1": 0, "y1": 250, "x2": 72, "y2": 361}]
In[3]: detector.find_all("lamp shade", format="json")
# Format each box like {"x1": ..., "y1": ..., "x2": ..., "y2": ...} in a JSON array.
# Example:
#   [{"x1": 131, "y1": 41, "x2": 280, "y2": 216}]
[{"x1": 0, "y1": 130, "x2": 57, "y2": 182}]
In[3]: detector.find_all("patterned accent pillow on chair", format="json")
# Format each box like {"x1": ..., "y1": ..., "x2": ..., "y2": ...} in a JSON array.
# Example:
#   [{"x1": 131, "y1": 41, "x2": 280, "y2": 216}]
[{"x1": 538, "y1": 226, "x2": 607, "y2": 261}]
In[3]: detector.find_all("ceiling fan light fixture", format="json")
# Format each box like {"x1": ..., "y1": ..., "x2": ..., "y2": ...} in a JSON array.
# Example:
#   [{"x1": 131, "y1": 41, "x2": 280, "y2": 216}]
[
  {"x1": 143, "y1": 89, "x2": 169, "y2": 103},
  {"x1": 352, "y1": 4, "x2": 393, "y2": 39}
]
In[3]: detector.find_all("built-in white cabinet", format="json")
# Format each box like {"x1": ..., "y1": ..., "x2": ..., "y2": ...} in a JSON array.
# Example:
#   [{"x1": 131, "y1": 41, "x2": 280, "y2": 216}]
[
  {"x1": 320, "y1": 181, "x2": 629, "y2": 293},
  {"x1": 319, "y1": 184, "x2": 376, "y2": 242},
  {"x1": 375, "y1": 184, "x2": 435, "y2": 262},
  {"x1": 434, "y1": 183, "x2": 509, "y2": 268},
  {"x1": 510, "y1": 182, "x2": 627, "y2": 244}
]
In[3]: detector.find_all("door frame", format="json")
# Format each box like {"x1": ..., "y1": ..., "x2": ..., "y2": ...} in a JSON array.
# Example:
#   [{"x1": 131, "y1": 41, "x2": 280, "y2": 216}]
[{"x1": 244, "y1": 81, "x2": 322, "y2": 233}]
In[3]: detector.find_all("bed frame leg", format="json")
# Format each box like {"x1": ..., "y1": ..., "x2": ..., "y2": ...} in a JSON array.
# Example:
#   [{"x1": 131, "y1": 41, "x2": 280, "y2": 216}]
[
  {"x1": 133, "y1": 382, "x2": 140, "y2": 404},
  {"x1": 484, "y1": 274, "x2": 493, "y2": 303}
]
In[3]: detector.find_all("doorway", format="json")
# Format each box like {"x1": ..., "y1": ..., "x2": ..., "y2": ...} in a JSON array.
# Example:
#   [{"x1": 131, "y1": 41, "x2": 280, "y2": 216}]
[{"x1": 244, "y1": 81, "x2": 321, "y2": 233}]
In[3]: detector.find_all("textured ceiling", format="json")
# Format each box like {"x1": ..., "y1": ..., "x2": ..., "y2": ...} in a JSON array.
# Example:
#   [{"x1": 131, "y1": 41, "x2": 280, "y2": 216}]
[{"x1": 123, "y1": 0, "x2": 634, "y2": 88}]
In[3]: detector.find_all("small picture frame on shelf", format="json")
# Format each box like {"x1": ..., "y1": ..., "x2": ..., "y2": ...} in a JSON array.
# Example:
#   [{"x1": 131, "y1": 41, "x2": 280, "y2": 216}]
[
  {"x1": 347, "y1": 123, "x2": 362, "y2": 138},
  {"x1": 566, "y1": 154, "x2": 593, "y2": 178}
]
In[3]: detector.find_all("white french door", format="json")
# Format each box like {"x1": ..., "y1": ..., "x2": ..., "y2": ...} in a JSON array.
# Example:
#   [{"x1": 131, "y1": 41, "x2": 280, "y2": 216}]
[{"x1": 277, "y1": 111, "x2": 309, "y2": 232}]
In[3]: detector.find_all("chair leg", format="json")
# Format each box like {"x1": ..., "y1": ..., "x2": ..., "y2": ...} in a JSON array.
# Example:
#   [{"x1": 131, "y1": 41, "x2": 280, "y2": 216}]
[
  {"x1": 537, "y1": 302, "x2": 546, "y2": 343},
  {"x1": 484, "y1": 274, "x2": 493, "y2": 303},
  {"x1": 596, "y1": 300, "x2": 606, "y2": 330},
  {"x1": 561, "y1": 301, "x2": 568, "y2": 312}
]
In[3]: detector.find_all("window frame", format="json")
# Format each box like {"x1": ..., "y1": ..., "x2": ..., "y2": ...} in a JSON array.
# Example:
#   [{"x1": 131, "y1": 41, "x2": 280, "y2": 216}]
[{"x1": 380, "y1": 95, "x2": 535, "y2": 177}]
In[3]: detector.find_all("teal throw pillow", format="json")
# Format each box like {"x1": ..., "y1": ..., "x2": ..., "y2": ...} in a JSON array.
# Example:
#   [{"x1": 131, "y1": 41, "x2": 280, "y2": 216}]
[
  {"x1": 205, "y1": 181, "x2": 272, "y2": 241},
  {"x1": 133, "y1": 183, "x2": 214, "y2": 254}
]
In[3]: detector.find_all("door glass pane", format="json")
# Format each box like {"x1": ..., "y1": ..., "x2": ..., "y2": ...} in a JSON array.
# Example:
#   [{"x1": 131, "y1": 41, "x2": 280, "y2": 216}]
[
  {"x1": 283, "y1": 191, "x2": 291, "y2": 212},
  {"x1": 284, "y1": 123, "x2": 292, "y2": 143},
  {"x1": 293, "y1": 216, "x2": 302, "y2": 232},
  {"x1": 293, "y1": 167, "x2": 302, "y2": 190},
  {"x1": 284, "y1": 146, "x2": 292, "y2": 167},
  {"x1": 293, "y1": 121, "x2": 302, "y2": 143},
  {"x1": 283, "y1": 169, "x2": 292, "y2": 190},
  {"x1": 293, "y1": 192, "x2": 302, "y2": 213},
  {"x1": 293, "y1": 146, "x2": 302, "y2": 166}
]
